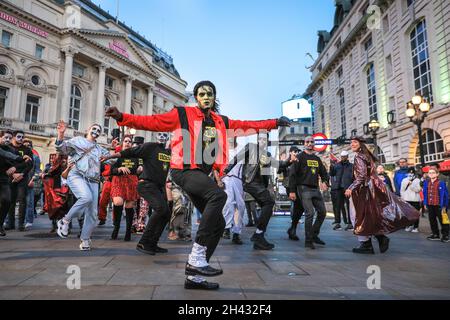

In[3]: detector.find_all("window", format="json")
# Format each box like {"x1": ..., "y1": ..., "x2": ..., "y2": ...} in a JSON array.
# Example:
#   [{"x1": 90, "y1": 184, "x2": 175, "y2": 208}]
[
  {"x1": 69, "y1": 85, "x2": 82, "y2": 130},
  {"x1": 410, "y1": 20, "x2": 433, "y2": 103},
  {"x1": 383, "y1": 15, "x2": 390, "y2": 34},
  {"x1": 132, "y1": 87, "x2": 139, "y2": 99},
  {"x1": 407, "y1": 0, "x2": 414, "y2": 7},
  {"x1": 72, "y1": 62, "x2": 85, "y2": 78},
  {"x1": 351, "y1": 85, "x2": 355, "y2": 103},
  {"x1": 318, "y1": 87, "x2": 323, "y2": 105},
  {"x1": 339, "y1": 90, "x2": 346, "y2": 137},
  {"x1": 1, "y1": 31, "x2": 12, "y2": 47},
  {"x1": 153, "y1": 95, "x2": 156, "y2": 106},
  {"x1": 304, "y1": 127, "x2": 309, "y2": 135},
  {"x1": 103, "y1": 97, "x2": 111, "y2": 136},
  {"x1": 376, "y1": 146, "x2": 386, "y2": 164},
  {"x1": 415, "y1": 129, "x2": 444, "y2": 164},
  {"x1": 349, "y1": 53, "x2": 353, "y2": 67},
  {"x1": 31, "y1": 75, "x2": 41, "y2": 86},
  {"x1": 336, "y1": 66, "x2": 343, "y2": 87},
  {"x1": 105, "y1": 75, "x2": 114, "y2": 89},
  {"x1": 367, "y1": 63, "x2": 378, "y2": 120},
  {"x1": 25, "y1": 95, "x2": 40, "y2": 123},
  {"x1": 0, "y1": 86, "x2": 8, "y2": 117},
  {"x1": 364, "y1": 36, "x2": 373, "y2": 51},
  {"x1": 290, "y1": 127, "x2": 295, "y2": 134},
  {"x1": 385, "y1": 55, "x2": 393, "y2": 79},
  {"x1": 35, "y1": 44, "x2": 45, "y2": 59},
  {"x1": 0, "y1": 64, "x2": 8, "y2": 76}
]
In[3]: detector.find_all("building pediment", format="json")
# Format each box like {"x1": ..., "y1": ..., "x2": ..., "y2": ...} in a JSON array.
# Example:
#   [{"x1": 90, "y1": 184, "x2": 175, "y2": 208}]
[{"x1": 69, "y1": 29, "x2": 159, "y2": 79}]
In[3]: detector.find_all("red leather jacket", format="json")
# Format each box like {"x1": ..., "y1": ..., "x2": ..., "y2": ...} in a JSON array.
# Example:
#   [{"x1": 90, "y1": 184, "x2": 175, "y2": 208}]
[{"x1": 117, "y1": 106, "x2": 277, "y2": 175}]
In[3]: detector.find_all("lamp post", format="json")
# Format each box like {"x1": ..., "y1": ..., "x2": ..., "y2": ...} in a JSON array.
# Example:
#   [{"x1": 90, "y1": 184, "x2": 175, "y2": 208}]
[
  {"x1": 406, "y1": 94, "x2": 431, "y2": 166},
  {"x1": 364, "y1": 119, "x2": 380, "y2": 157}
]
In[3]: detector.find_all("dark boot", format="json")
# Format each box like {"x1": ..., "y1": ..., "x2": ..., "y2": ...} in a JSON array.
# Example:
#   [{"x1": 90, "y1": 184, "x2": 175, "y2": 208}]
[
  {"x1": 124, "y1": 208, "x2": 134, "y2": 242},
  {"x1": 111, "y1": 205, "x2": 123, "y2": 240},
  {"x1": 375, "y1": 235, "x2": 390, "y2": 253},
  {"x1": 252, "y1": 233, "x2": 274, "y2": 250},
  {"x1": 232, "y1": 233, "x2": 243, "y2": 245},
  {"x1": 222, "y1": 228, "x2": 231, "y2": 239},
  {"x1": 352, "y1": 239, "x2": 375, "y2": 254},
  {"x1": 287, "y1": 222, "x2": 299, "y2": 241}
]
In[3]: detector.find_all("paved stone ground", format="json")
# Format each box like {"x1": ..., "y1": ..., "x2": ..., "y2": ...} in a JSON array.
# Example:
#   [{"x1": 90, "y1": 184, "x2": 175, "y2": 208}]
[{"x1": 0, "y1": 212, "x2": 449, "y2": 300}]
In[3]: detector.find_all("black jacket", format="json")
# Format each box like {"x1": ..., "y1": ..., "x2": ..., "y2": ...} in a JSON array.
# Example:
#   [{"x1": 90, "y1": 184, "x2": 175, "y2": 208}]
[
  {"x1": 330, "y1": 160, "x2": 353, "y2": 190},
  {"x1": 289, "y1": 151, "x2": 329, "y2": 190},
  {"x1": 0, "y1": 145, "x2": 25, "y2": 183}
]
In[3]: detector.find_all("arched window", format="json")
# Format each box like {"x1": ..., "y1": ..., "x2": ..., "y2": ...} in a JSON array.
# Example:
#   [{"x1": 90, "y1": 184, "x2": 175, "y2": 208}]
[
  {"x1": 338, "y1": 89, "x2": 346, "y2": 137},
  {"x1": 415, "y1": 129, "x2": 444, "y2": 164},
  {"x1": 366, "y1": 63, "x2": 378, "y2": 120},
  {"x1": 103, "y1": 97, "x2": 111, "y2": 136},
  {"x1": 410, "y1": 20, "x2": 433, "y2": 103},
  {"x1": 69, "y1": 85, "x2": 82, "y2": 130}
]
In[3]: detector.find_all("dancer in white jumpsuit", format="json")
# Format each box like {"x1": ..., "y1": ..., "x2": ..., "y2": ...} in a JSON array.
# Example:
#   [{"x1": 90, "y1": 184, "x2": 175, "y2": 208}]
[{"x1": 222, "y1": 146, "x2": 246, "y2": 245}]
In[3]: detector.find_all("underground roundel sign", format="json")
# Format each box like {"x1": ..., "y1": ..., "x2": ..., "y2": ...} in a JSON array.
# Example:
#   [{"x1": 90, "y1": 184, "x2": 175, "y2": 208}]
[{"x1": 312, "y1": 133, "x2": 329, "y2": 152}]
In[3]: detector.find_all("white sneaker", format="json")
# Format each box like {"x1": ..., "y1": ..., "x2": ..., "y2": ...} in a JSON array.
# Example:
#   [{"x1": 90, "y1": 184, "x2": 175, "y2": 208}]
[
  {"x1": 79, "y1": 239, "x2": 91, "y2": 251},
  {"x1": 57, "y1": 219, "x2": 69, "y2": 238},
  {"x1": 25, "y1": 223, "x2": 33, "y2": 229},
  {"x1": 411, "y1": 228, "x2": 419, "y2": 233},
  {"x1": 405, "y1": 226, "x2": 413, "y2": 232}
]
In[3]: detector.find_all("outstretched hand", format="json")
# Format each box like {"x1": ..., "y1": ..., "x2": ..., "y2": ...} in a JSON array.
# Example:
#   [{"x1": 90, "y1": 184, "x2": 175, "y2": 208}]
[
  {"x1": 105, "y1": 107, "x2": 123, "y2": 122},
  {"x1": 277, "y1": 116, "x2": 291, "y2": 127}
]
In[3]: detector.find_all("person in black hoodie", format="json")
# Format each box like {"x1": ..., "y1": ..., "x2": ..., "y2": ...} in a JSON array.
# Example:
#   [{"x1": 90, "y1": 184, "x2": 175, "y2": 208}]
[
  {"x1": 101, "y1": 132, "x2": 171, "y2": 254},
  {"x1": 0, "y1": 130, "x2": 32, "y2": 236},
  {"x1": 289, "y1": 136, "x2": 330, "y2": 249},
  {"x1": 4, "y1": 130, "x2": 34, "y2": 231}
]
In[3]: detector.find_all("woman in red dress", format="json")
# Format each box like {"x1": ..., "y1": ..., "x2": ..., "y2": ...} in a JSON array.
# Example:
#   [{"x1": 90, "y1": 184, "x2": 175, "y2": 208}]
[{"x1": 110, "y1": 135, "x2": 140, "y2": 241}]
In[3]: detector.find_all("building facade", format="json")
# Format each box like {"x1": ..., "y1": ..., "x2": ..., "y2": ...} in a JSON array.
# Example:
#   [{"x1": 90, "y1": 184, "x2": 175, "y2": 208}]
[
  {"x1": 0, "y1": 0, "x2": 187, "y2": 164},
  {"x1": 305, "y1": 0, "x2": 450, "y2": 167}
]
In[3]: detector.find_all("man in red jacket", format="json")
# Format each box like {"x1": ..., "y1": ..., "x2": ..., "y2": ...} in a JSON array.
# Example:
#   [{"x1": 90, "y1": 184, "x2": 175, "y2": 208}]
[{"x1": 106, "y1": 80, "x2": 290, "y2": 290}]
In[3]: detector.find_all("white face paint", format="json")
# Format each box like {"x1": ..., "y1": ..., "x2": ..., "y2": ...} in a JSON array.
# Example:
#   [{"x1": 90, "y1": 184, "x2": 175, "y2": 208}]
[
  {"x1": 157, "y1": 132, "x2": 169, "y2": 144},
  {"x1": 195, "y1": 86, "x2": 215, "y2": 110},
  {"x1": 89, "y1": 126, "x2": 102, "y2": 139}
]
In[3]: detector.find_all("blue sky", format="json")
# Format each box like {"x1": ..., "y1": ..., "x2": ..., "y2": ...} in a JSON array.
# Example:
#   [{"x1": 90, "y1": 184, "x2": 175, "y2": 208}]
[{"x1": 92, "y1": 0, "x2": 335, "y2": 120}]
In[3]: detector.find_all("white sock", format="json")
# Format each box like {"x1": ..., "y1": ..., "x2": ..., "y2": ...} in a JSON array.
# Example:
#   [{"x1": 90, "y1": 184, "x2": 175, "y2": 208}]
[
  {"x1": 256, "y1": 229, "x2": 264, "y2": 234},
  {"x1": 187, "y1": 275, "x2": 205, "y2": 283},
  {"x1": 188, "y1": 243, "x2": 208, "y2": 267}
]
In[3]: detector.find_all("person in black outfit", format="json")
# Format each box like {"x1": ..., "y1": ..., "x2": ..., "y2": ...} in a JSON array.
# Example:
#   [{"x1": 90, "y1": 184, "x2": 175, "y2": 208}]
[
  {"x1": 4, "y1": 130, "x2": 34, "y2": 232},
  {"x1": 289, "y1": 136, "x2": 330, "y2": 249},
  {"x1": 329, "y1": 151, "x2": 353, "y2": 231},
  {"x1": 0, "y1": 130, "x2": 32, "y2": 236},
  {"x1": 102, "y1": 132, "x2": 171, "y2": 253},
  {"x1": 278, "y1": 146, "x2": 304, "y2": 241}
]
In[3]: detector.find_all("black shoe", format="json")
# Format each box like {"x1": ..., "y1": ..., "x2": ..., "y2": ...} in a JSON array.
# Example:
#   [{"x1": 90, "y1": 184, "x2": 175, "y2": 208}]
[
  {"x1": 0, "y1": 227, "x2": 5, "y2": 237},
  {"x1": 441, "y1": 236, "x2": 449, "y2": 243},
  {"x1": 345, "y1": 224, "x2": 354, "y2": 231},
  {"x1": 252, "y1": 233, "x2": 274, "y2": 250},
  {"x1": 287, "y1": 227, "x2": 299, "y2": 241},
  {"x1": 223, "y1": 228, "x2": 231, "y2": 239},
  {"x1": 136, "y1": 243, "x2": 156, "y2": 255},
  {"x1": 154, "y1": 245, "x2": 168, "y2": 253},
  {"x1": 375, "y1": 235, "x2": 390, "y2": 253},
  {"x1": 4, "y1": 225, "x2": 15, "y2": 231},
  {"x1": 184, "y1": 278, "x2": 219, "y2": 290},
  {"x1": 98, "y1": 220, "x2": 106, "y2": 226},
  {"x1": 111, "y1": 227, "x2": 119, "y2": 240},
  {"x1": 185, "y1": 263, "x2": 223, "y2": 277},
  {"x1": 352, "y1": 239, "x2": 375, "y2": 254},
  {"x1": 305, "y1": 241, "x2": 315, "y2": 250},
  {"x1": 246, "y1": 223, "x2": 255, "y2": 227},
  {"x1": 232, "y1": 233, "x2": 243, "y2": 245},
  {"x1": 313, "y1": 237, "x2": 326, "y2": 245},
  {"x1": 333, "y1": 223, "x2": 342, "y2": 231},
  {"x1": 427, "y1": 234, "x2": 441, "y2": 241}
]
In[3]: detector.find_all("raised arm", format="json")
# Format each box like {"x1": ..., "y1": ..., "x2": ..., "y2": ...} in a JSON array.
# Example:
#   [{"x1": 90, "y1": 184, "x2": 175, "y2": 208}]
[
  {"x1": 228, "y1": 116, "x2": 291, "y2": 136},
  {"x1": 106, "y1": 107, "x2": 179, "y2": 132}
]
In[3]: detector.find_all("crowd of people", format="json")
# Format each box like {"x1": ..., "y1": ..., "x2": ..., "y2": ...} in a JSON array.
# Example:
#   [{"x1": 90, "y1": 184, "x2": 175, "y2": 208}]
[{"x1": 1, "y1": 80, "x2": 448, "y2": 291}]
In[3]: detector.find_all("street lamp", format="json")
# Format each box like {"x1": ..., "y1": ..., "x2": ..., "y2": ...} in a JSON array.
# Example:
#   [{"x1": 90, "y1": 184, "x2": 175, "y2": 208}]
[
  {"x1": 364, "y1": 118, "x2": 380, "y2": 156},
  {"x1": 405, "y1": 94, "x2": 431, "y2": 166}
]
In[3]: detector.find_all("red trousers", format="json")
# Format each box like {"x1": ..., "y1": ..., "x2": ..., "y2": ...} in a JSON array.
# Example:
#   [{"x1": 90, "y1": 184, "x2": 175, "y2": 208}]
[{"x1": 98, "y1": 180, "x2": 112, "y2": 221}]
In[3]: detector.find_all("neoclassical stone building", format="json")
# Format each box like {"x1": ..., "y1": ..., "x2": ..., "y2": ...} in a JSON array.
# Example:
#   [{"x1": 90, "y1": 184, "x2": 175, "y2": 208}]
[
  {"x1": 0, "y1": 0, "x2": 187, "y2": 164},
  {"x1": 305, "y1": 0, "x2": 450, "y2": 167}
]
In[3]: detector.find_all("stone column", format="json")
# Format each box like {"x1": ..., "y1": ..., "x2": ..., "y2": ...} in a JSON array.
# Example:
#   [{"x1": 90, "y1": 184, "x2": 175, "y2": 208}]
[
  {"x1": 96, "y1": 63, "x2": 107, "y2": 126},
  {"x1": 146, "y1": 86, "x2": 154, "y2": 116},
  {"x1": 124, "y1": 76, "x2": 133, "y2": 114},
  {"x1": 61, "y1": 48, "x2": 76, "y2": 122}
]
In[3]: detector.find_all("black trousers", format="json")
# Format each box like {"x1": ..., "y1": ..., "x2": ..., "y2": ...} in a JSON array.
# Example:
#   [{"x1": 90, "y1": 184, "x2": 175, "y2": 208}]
[
  {"x1": 245, "y1": 200, "x2": 258, "y2": 224},
  {"x1": 171, "y1": 169, "x2": 227, "y2": 262},
  {"x1": 7, "y1": 182, "x2": 27, "y2": 228},
  {"x1": 297, "y1": 185, "x2": 327, "y2": 242},
  {"x1": 244, "y1": 181, "x2": 275, "y2": 233},
  {"x1": 336, "y1": 189, "x2": 350, "y2": 225},
  {"x1": 428, "y1": 205, "x2": 449, "y2": 237},
  {"x1": 286, "y1": 187, "x2": 303, "y2": 224},
  {"x1": 137, "y1": 181, "x2": 170, "y2": 247},
  {"x1": 330, "y1": 189, "x2": 340, "y2": 223},
  {"x1": 0, "y1": 183, "x2": 11, "y2": 226}
]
